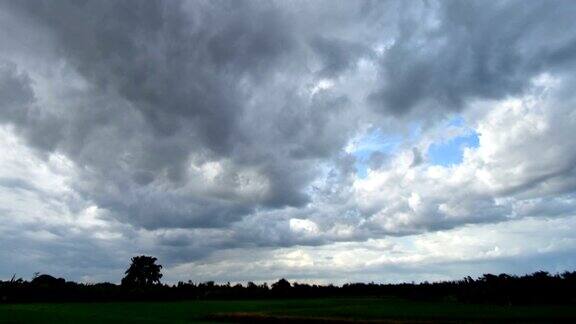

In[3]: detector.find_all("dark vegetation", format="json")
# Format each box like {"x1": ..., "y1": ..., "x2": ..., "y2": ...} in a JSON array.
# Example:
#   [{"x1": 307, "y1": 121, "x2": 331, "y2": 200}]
[
  {"x1": 1, "y1": 256, "x2": 575, "y2": 306},
  {"x1": 3, "y1": 298, "x2": 576, "y2": 323},
  {"x1": 121, "y1": 256, "x2": 163, "y2": 288}
]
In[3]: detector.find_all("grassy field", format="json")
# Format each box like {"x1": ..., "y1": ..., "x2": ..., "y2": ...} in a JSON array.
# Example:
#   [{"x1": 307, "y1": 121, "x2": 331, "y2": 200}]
[{"x1": 1, "y1": 298, "x2": 575, "y2": 323}]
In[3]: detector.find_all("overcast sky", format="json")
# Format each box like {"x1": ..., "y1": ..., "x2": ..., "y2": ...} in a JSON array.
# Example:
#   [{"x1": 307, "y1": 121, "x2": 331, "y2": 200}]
[{"x1": 1, "y1": 0, "x2": 576, "y2": 284}]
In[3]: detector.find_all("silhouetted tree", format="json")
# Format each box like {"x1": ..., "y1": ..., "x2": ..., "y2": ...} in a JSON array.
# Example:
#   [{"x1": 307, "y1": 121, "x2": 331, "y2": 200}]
[
  {"x1": 31, "y1": 274, "x2": 65, "y2": 287},
  {"x1": 272, "y1": 278, "x2": 291, "y2": 290},
  {"x1": 121, "y1": 255, "x2": 163, "y2": 288}
]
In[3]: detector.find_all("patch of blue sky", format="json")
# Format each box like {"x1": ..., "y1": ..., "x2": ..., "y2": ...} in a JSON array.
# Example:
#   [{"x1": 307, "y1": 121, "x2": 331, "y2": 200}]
[
  {"x1": 350, "y1": 117, "x2": 477, "y2": 177},
  {"x1": 447, "y1": 115, "x2": 466, "y2": 127},
  {"x1": 351, "y1": 128, "x2": 403, "y2": 178},
  {"x1": 408, "y1": 122, "x2": 422, "y2": 141},
  {"x1": 428, "y1": 116, "x2": 480, "y2": 167}
]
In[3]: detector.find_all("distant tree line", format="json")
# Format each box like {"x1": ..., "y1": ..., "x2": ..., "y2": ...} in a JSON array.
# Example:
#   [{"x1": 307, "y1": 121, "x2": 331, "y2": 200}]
[{"x1": 1, "y1": 256, "x2": 575, "y2": 305}]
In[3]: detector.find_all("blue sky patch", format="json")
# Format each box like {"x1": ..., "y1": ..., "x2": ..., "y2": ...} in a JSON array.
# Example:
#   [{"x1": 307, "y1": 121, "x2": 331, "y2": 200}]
[
  {"x1": 350, "y1": 118, "x2": 479, "y2": 176},
  {"x1": 428, "y1": 131, "x2": 479, "y2": 166},
  {"x1": 351, "y1": 128, "x2": 402, "y2": 177}
]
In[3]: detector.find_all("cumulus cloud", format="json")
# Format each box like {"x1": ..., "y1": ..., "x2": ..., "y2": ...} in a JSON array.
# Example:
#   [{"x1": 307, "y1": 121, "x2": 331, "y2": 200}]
[
  {"x1": 165, "y1": 215, "x2": 576, "y2": 284},
  {"x1": 352, "y1": 74, "x2": 576, "y2": 236},
  {"x1": 1, "y1": 0, "x2": 576, "y2": 282}
]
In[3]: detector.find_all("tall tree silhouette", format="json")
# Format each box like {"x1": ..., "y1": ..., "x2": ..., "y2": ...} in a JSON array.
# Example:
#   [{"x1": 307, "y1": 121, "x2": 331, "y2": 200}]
[
  {"x1": 271, "y1": 278, "x2": 291, "y2": 290},
  {"x1": 121, "y1": 256, "x2": 163, "y2": 287}
]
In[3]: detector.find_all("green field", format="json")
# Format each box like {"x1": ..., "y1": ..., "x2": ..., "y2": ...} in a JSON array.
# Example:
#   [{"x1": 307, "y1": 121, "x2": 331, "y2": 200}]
[{"x1": 1, "y1": 298, "x2": 575, "y2": 323}]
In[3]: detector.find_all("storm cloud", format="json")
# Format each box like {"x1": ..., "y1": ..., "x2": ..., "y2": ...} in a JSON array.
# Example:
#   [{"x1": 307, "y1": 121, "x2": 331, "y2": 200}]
[{"x1": 1, "y1": 0, "x2": 576, "y2": 283}]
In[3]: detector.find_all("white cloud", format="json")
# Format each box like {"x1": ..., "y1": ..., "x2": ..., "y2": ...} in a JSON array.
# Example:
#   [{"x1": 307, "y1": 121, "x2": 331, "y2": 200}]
[
  {"x1": 289, "y1": 218, "x2": 320, "y2": 235},
  {"x1": 164, "y1": 215, "x2": 576, "y2": 284},
  {"x1": 351, "y1": 74, "x2": 576, "y2": 234}
]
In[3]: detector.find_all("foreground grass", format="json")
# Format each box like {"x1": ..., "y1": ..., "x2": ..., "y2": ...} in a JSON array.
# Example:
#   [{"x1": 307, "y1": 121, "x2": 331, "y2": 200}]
[{"x1": 1, "y1": 298, "x2": 575, "y2": 323}]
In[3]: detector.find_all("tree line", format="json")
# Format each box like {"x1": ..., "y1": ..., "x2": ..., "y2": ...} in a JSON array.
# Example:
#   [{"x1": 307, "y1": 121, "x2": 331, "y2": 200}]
[{"x1": 1, "y1": 255, "x2": 575, "y2": 305}]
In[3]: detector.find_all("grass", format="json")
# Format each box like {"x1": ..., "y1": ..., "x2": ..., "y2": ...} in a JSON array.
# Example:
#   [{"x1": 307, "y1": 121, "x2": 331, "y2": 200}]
[{"x1": 1, "y1": 297, "x2": 575, "y2": 323}]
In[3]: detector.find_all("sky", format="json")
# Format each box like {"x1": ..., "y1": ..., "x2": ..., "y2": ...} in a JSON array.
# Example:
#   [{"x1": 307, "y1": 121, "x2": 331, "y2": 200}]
[{"x1": 1, "y1": 0, "x2": 576, "y2": 284}]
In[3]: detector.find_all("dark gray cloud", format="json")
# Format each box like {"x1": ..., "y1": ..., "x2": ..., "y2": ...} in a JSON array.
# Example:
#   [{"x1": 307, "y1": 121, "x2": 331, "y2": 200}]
[
  {"x1": 0, "y1": 0, "x2": 369, "y2": 230},
  {"x1": 0, "y1": 61, "x2": 34, "y2": 120},
  {"x1": 370, "y1": 0, "x2": 576, "y2": 116},
  {"x1": 310, "y1": 36, "x2": 370, "y2": 78}
]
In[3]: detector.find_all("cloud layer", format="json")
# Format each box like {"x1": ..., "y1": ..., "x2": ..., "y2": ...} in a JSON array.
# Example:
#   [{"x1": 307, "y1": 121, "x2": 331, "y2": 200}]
[{"x1": 1, "y1": 0, "x2": 576, "y2": 283}]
